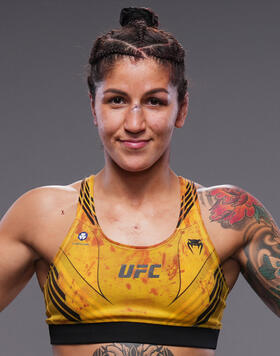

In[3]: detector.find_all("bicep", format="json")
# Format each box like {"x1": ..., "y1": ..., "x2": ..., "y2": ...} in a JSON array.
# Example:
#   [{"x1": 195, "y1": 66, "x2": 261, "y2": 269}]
[{"x1": 0, "y1": 199, "x2": 37, "y2": 311}]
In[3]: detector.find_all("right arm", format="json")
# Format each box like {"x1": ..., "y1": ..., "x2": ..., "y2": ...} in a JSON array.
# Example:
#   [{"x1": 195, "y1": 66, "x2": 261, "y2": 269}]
[{"x1": 0, "y1": 192, "x2": 39, "y2": 311}]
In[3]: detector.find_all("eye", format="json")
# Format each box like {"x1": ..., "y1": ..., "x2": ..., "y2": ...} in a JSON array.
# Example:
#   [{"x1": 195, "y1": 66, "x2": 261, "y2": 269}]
[
  {"x1": 108, "y1": 96, "x2": 126, "y2": 105},
  {"x1": 147, "y1": 97, "x2": 166, "y2": 106}
]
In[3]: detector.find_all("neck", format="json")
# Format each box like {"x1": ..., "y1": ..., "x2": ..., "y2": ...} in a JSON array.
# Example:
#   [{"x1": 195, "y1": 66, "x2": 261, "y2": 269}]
[{"x1": 95, "y1": 155, "x2": 178, "y2": 204}]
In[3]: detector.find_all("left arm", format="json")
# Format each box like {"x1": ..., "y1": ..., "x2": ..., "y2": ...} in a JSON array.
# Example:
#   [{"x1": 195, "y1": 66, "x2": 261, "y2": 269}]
[{"x1": 208, "y1": 185, "x2": 280, "y2": 317}]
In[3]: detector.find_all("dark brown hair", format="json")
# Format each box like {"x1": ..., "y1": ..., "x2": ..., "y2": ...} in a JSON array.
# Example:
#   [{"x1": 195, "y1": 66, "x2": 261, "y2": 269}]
[{"x1": 87, "y1": 7, "x2": 187, "y2": 105}]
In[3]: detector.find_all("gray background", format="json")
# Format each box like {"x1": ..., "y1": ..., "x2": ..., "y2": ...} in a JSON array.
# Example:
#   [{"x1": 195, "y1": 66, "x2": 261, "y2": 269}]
[{"x1": 0, "y1": 0, "x2": 279, "y2": 355}]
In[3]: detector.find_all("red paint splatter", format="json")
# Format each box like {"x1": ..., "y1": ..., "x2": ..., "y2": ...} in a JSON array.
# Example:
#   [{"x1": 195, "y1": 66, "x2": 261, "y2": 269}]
[
  {"x1": 162, "y1": 253, "x2": 166, "y2": 267},
  {"x1": 126, "y1": 283, "x2": 131, "y2": 290},
  {"x1": 141, "y1": 277, "x2": 148, "y2": 284},
  {"x1": 110, "y1": 246, "x2": 116, "y2": 252},
  {"x1": 127, "y1": 307, "x2": 133, "y2": 312},
  {"x1": 90, "y1": 237, "x2": 98, "y2": 246},
  {"x1": 150, "y1": 288, "x2": 158, "y2": 296},
  {"x1": 173, "y1": 255, "x2": 178, "y2": 266}
]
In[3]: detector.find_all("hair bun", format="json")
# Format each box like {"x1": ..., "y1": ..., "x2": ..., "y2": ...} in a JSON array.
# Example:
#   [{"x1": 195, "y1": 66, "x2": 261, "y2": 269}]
[{"x1": 120, "y1": 7, "x2": 159, "y2": 29}]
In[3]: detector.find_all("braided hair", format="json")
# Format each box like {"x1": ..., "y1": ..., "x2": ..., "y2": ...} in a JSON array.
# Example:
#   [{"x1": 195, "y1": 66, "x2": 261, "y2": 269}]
[{"x1": 87, "y1": 7, "x2": 187, "y2": 105}]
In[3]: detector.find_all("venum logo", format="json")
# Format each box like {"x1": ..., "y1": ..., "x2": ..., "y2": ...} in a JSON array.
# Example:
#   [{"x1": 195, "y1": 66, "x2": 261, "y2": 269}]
[
  {"x1": 187, "y1": 239, "x2": 203, "y2": 254},
  {"x1": 118, "y1": 264, "x2": 161, "y2": 278}
]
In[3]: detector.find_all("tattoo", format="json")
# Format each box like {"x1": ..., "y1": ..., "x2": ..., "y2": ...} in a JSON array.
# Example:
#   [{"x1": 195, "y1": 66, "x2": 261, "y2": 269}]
[
  {"x1": 207, "y1": 187, "x2": 271, "y2": 229},
  {"x1": 207, "y1": 186, "x2": 280, "y2": 315},
  {"x1": 197, "y1": 190, "x2": 206, "y2": 206},
  {"x1": 92, "y1": 343, "x2": 174, "y2": 356},
  {"x1": 242, "y1": 221, "x2": 280, "y2": 315}
]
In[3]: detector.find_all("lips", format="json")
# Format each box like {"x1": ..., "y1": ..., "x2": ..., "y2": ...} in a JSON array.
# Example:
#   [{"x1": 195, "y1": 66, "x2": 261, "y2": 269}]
[{"x1": 119, "y1": 139, "x2": 151, "y2": 149}]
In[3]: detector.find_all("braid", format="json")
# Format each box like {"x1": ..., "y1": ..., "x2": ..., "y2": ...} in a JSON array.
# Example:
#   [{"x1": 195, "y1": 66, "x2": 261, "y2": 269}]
[
  {"x1": 135, "y1": 20, "x2": 147, "y2": 43},
  {"x1": 87, "y1": 7, "x2": 187, "y2": 104},
  {"x1": 89, "y1": 38, "x2": 144, "y2": 65}
]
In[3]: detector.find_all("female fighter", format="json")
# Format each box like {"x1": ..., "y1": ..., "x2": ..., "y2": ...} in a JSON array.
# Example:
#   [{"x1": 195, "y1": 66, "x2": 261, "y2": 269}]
[{"x1": 0, "y1": 7, "x2": 279, "y2": 356}]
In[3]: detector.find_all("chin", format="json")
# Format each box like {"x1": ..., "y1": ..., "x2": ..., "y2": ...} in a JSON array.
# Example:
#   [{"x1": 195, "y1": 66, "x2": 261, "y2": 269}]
[
  {"x1": 113, "y1": 157, "x2": 159, "y2": 173},
  {"x1": 118, "y1": 163, "x2": 153, "y2": 173}
]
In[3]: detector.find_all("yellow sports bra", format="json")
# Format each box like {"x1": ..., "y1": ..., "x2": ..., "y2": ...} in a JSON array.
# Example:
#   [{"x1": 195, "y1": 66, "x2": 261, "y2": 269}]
[{"x1": 43, "y1": 175, "x2": 229, "y2": 349}]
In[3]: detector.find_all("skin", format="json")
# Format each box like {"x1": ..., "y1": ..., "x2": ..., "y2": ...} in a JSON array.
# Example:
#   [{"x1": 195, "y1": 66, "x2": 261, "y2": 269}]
[{"x1": 0, "y1": 57, "x2": 279, "y2": 356}]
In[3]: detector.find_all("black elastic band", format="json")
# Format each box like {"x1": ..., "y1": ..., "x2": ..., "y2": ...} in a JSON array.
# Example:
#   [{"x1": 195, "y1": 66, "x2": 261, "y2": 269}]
[{"x1": 49, "y1": 322, "x2": 219, "y2": 349}]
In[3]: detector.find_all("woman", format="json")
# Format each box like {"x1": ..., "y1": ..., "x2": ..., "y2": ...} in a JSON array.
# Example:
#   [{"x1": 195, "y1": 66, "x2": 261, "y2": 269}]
[{"x1": 0, "y1": 6, "x2": 279, "y2": 356}]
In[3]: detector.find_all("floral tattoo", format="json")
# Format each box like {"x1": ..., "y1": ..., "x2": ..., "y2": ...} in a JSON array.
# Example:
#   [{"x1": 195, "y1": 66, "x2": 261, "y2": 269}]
[{"x1": 207, "y1": 187, "x2": 271, "y2": 229}]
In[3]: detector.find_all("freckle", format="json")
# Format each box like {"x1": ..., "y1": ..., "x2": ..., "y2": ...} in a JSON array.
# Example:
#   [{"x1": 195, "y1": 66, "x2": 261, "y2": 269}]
[{"x1": 61, "y1": 209, "x2": 65, "y2": 215}]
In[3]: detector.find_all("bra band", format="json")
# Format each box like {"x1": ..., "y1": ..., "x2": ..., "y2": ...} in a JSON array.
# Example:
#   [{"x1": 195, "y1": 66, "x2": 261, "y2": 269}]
[{"x1": 49, "y1": 322, "x2": 219, "y2": 348}]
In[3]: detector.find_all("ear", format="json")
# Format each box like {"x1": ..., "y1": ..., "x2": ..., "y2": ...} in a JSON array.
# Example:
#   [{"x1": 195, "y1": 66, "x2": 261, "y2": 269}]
[
  {"x1": 175, "y1": 92, "x2": 189, "y2": 128},
  {"x1": 89, "y1": 92, "x2": 98, "y2": 126}
]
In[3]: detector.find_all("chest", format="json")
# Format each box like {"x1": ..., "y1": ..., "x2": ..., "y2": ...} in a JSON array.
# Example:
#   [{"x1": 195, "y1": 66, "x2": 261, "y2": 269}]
[{"x1": 94, "y1": 198, "x2": 180, "y2": 246}]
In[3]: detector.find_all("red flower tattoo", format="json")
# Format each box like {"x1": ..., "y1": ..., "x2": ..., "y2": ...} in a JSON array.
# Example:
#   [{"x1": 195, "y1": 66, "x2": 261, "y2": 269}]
[{"x1": 209, "y1": 188, "x2": 270, "y2": 228}]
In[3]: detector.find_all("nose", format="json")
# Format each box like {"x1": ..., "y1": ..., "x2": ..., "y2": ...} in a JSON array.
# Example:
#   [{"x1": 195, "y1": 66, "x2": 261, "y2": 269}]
[{"x1": 123, "y1": 104, "x2": 146, "y2": 133}]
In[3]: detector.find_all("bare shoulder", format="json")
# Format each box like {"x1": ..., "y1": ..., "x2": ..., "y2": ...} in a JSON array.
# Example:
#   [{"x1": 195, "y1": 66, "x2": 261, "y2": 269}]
[
  {"x1": 193, "y1": 183, "x2": 261, "y2": 261},
  {"x1": 0, "y1": 178, "x2": 83, "y2": 247},
  {"x1": 196, "y1": 183, "x2": 273, "y2": 230},
  {"x1": 195, "y1": 181, "x2": 279, "y2": 256}
]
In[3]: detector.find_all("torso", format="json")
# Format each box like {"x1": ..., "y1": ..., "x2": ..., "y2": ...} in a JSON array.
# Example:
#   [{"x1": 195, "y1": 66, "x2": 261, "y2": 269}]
[{"x1": 28, "y1": 175, "x2": 243, "y2": 356}]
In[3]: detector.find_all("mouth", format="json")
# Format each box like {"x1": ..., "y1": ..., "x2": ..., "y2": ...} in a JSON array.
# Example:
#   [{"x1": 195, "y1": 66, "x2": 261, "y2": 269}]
[{"x1": 118, "y1": 139, "x2": 151, "y2": 149}]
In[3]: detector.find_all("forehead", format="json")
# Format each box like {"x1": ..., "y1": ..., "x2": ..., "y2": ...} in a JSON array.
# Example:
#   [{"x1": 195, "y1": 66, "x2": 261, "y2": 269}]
[{"x1": 102, "y1": 57, "x2": 172, "y2": 91}]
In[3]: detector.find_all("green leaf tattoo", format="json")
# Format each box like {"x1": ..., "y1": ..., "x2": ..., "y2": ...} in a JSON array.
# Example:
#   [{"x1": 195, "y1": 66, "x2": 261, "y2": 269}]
[
  {"x1": 253, "y1": 204, "x2": 270, "y2": 224},
  {"x1": 259, "y1": 255, "x2": 277, "y2": 280}
]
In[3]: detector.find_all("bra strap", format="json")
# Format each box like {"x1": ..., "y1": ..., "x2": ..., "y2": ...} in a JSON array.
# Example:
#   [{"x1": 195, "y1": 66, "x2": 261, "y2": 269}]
[
  {"x1": 79, "y1": 175, "x2": 99, "y2": 226},
  {"x1": 176, "y1": 178, "x2": 198, "y2": 228}
]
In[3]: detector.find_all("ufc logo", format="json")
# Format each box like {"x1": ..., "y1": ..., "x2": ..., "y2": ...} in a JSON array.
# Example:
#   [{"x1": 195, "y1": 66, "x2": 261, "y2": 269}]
[{"x1": 118, "y1": 264, "x2": 161, "y2": 278}]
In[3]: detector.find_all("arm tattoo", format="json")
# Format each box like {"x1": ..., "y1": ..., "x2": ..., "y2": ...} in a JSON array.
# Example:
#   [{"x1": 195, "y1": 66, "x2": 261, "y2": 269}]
[
  {"x1": 207, "y1": 187, "x2": 271, "y2": 230},
  {"x1": 93, "y1": 343, "x2": 174, "y2": 356},
  {"x1": 197, "y1": 190, "x2": 206, "y2": 206},
  {"x1": 243, "y1": 221, "x2": 280, "y2": 316},
  {"x1": 208, "y1": 186, "x2": 280, "y2": 316}
]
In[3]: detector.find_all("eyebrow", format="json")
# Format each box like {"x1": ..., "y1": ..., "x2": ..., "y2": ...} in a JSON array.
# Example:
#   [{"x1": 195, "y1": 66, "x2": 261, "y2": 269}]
[{"x1": 103, "y1": 88, "x2": 169, "y2": 96}]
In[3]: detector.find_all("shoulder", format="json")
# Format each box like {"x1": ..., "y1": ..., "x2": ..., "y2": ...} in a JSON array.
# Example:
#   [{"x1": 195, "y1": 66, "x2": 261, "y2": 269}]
[
  {"x1": 195, "y1": 183, "x2": 272, "y2": 232},
  {"x1": 0, "y1": 178, "x2": 83, "y2": 246},
  {"x1": 191, "y1": 182, "x2": 274, "y2": 263}
]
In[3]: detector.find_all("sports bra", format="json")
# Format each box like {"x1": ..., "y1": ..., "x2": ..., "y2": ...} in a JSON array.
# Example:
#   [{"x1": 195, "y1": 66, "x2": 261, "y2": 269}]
[{"x1": 43, "y1": 175, "x2": 229, "y2": 349}]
